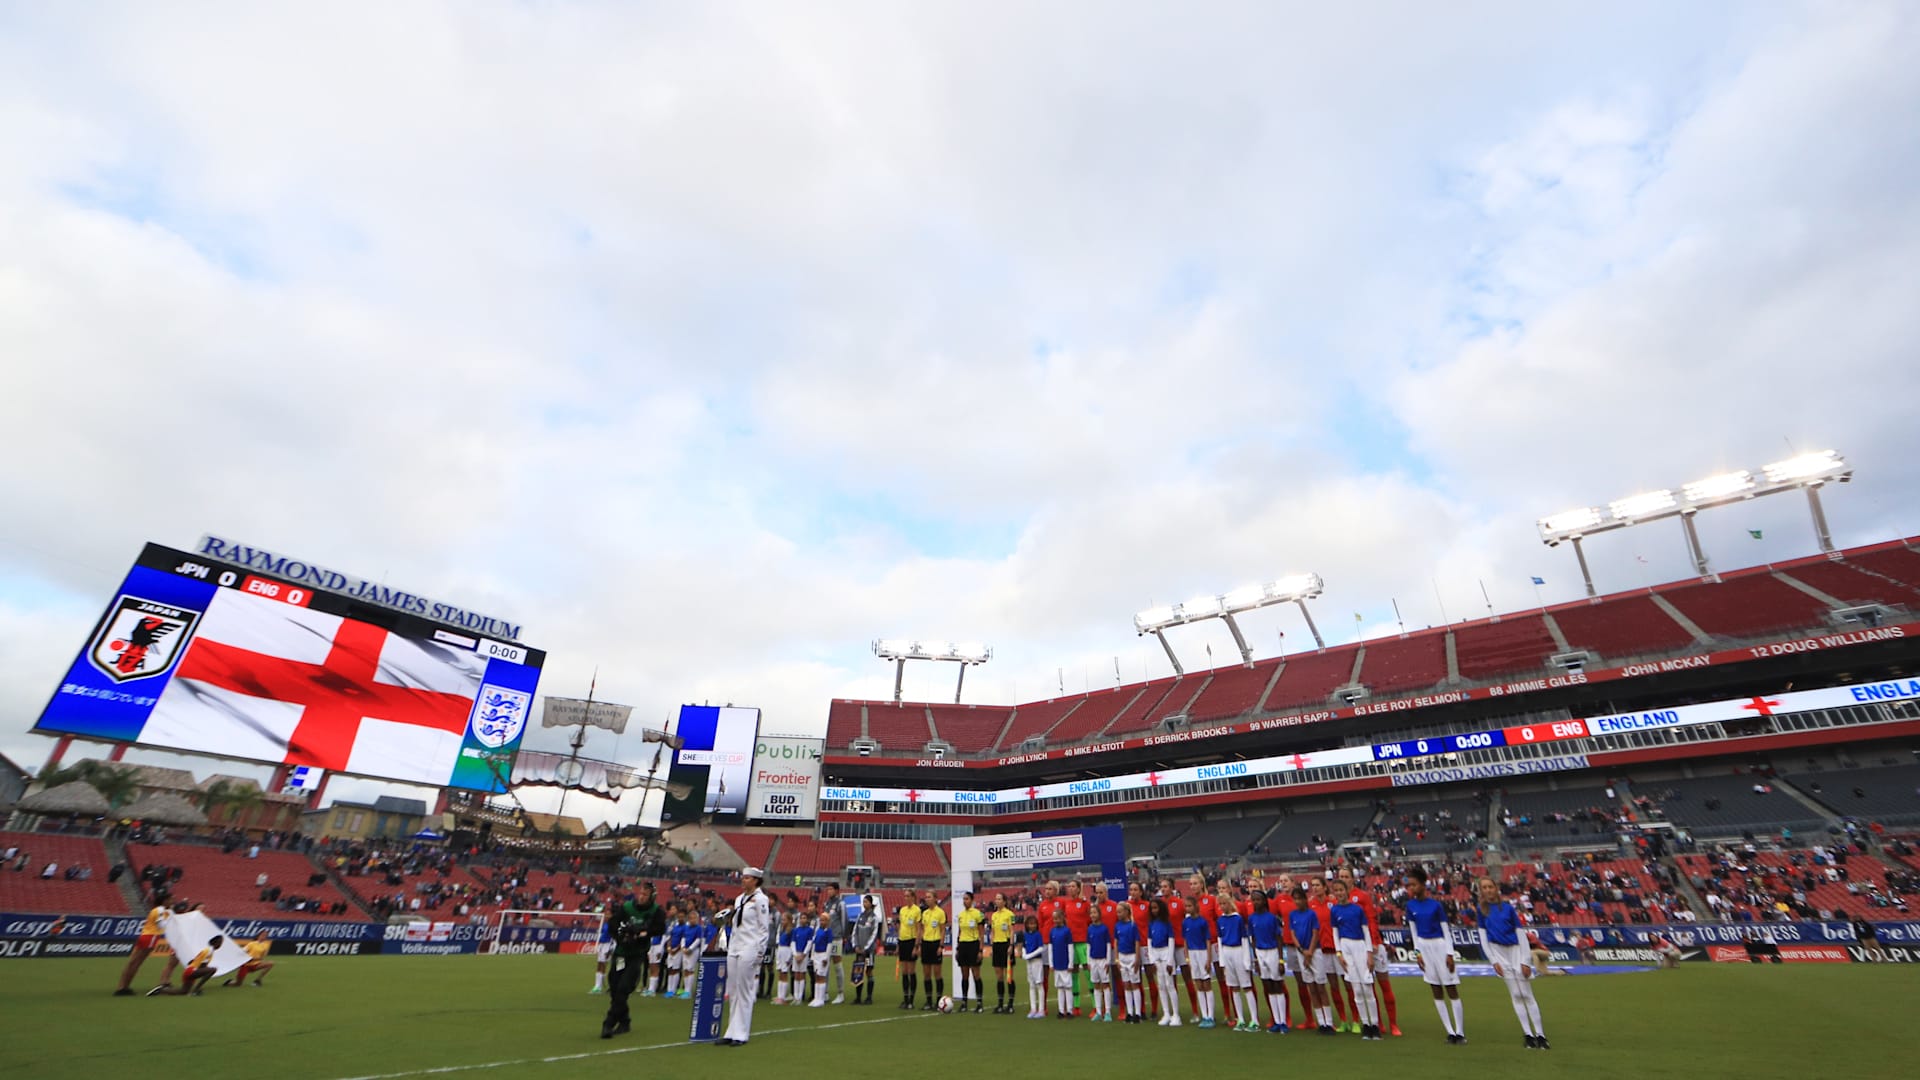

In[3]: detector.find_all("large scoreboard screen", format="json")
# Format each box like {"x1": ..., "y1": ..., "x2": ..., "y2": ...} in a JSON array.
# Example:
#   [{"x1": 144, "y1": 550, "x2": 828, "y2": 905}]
[
  {"x1": 660, "y1": 705, "x2": 761, "y2": 824},
  {"x1": 32, "y1": 543, "x2": 545, "y2": 792}
]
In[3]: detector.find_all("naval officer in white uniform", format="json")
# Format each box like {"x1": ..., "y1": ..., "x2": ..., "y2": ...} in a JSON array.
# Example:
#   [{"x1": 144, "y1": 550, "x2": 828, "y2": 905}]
[{"x1": 717, "y1": 866, "x2": 772, "y2": 1046}]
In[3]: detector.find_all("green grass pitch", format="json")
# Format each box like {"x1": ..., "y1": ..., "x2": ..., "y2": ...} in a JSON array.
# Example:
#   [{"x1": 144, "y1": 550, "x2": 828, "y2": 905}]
[{"x1": 1, "y1": 956, "x2": 1911, "y2": 1079}]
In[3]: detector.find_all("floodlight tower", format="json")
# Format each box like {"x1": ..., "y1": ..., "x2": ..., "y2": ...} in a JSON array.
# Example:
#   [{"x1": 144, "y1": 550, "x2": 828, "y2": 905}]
[
  {"x1": 1133, "y1": 573, "x2": 1326, "y2": 674},
  {"x1": 872, "y1": 639, "x2": 993, "y2": 703},
  {"x1": 1538, "y1": 450, "x2": 1852, "y2": 596}
]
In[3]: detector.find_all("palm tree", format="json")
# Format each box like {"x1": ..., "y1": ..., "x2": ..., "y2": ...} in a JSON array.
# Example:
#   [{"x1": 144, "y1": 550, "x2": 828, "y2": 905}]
[
  {"x1": 36, "y1": 762, "x2": 87, "y2": 788},
  {"x1": 85, "y1": 765, "x2": 141, "y2": 811},
  {"x1": 223, "y1": 785, "x2": 266, "y2": 830}
]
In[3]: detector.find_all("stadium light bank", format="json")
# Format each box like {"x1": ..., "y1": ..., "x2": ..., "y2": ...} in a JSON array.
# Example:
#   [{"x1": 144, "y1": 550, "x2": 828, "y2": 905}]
[
  {"x1": 1133, "y1": 573, "x2": 1326, "y2": 675},
  {"x1": 1537, "y1": 449, "x2": 1852, "y2": 597},
  {"x1": 872, "y1": 639, "x2": 993, "y2": 703}
]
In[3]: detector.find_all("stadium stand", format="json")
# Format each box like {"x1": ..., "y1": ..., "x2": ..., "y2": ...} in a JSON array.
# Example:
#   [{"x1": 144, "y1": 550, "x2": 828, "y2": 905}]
[
  {"x1": 1503, "y1": 855, "x2": 1682, "y2": 926},
  {"x1": 1550, "y1": 595, "x2": 1696, "y2": 658},
  {"x1": 136, "y1": 844, "x2": 360, "y2": 920},
  {"x1": 861, "y1": 841, "x2": 946, "y2": 879},
  {"x1": 1781, "y1": 561, "x2": 1920, "y2": 605},
  {"x1": 1845, "y1": 545, "x2": 1920, "y2": 590},
  {"x1": 1379, "y1": 797, "x2": 1488, "y2": 854},
  {"x1": 1185, "y1": 660, "x2": 1282, "y2": 724},
  {"x1": 1098, "y1": 677, "x2": 1184, "y2": 738},
  {"x1": 0, "y1": 831, "x2": 129, "y2": 914},
  {"x1": 1792, "y1": 762, "x2": 1920, "y2": 826},
  {"x1": 771, "y1": 835, "x2": 856, "y2": 878},
  {"x1": 1501, "y1": 786, "x2": 1627, "y2": 843},
  {"x1": 990, "y1": 697, "x2": 1086, "y2": 753},
  {"x1": 1451, "y1": 615, "x2": 1558, "y2": 682},
  {"x1": 1258, "y1": 804, "x2": 1379, "y2": 858},
  {"x1": 926, "y1": 705, "x2": 1012, "y2": 755},
  {"x1": 1639, "y1": 774, "x2": 1831, "y2": 837},
  {"x1": 1261, "y1": 648, "x2": 1357, "y2": 712},
  {"x1": 1160, "y1": 816, "x2": 1273, "y2": 865},
  {"x1": 1356, "y1": 633, "x2": 1450, "y2": 695},
  {"x1": 863, "y1": 702, "x2": 934, "y2": 753},
  {"x1": 715, "y1": 831, "x2": 778, "y2": 873},
  {"x1": 1120, "y1": 821, "x2": 1192, "y2": 858},
  {"x1": 1040, "y1": 686, "x2": 1142, "y2": 745},
  {"x1": 824, "y1": 700, "x2": 865, "y2": 750},
  {"x1": 1659, "y1": 573, "x2": 1835, "y2": 639}
]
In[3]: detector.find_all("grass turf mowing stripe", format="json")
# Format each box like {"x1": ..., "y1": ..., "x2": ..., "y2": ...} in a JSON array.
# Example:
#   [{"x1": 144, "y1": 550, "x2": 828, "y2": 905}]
[{"x1": 330, "y1": 1013, "x2": 932, "y2": 1080}]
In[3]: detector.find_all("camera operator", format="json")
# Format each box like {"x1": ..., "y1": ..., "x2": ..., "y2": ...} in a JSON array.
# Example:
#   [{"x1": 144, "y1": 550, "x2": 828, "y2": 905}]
[{"x1": 601, "y1": 882, "x2": 666, "y2": 1039}]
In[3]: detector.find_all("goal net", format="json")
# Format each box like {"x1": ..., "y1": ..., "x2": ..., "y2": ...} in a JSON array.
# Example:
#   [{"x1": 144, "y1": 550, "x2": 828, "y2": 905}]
[{"x1": 486, "y1": 909, "x2": 607, "y2": 956}]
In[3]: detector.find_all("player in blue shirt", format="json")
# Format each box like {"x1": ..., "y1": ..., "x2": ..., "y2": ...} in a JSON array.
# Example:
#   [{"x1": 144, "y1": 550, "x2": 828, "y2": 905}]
[
  {"x1": 1285, "y1": 888, "x2": 1332, "y2": 1034},
  {"x1": 1047, "y1": 911, "x2": 1076, "y2": 1018},
  {"x1": 1248, "y1": 889, "x2": 1288, "y2": 1033},
  {"x1": 661, "y1": 916, "x2": 687, "y2": 998},
  {"x1": 1329, "y1": 880, "x2": 1381, "y2": 1040},
  {"x1": 1113, "y1": 914, "x2": 1143, "y2": 1024},
  {"x1": 1477, "y1": 877, "x2": 1548, "y2": 1050},
  {"x1": 772, "y1": 911, "x2": 796, "y2": 1004},
  {"x1": 1213, "y1": 881, "x2": 1259, "y2": 1032},
  {"x1": 809, "y1": 911, "x2": 834, "y2": 1007},
  {"x1": 790, "y1": 918, "x2": 816, "y2": 1006},
  {"x1": 1145, "y1": 898, "x2": 1181, "y2": 1026},
  {"x1": 1405, "y1": 868, "x2": 1464, "y2": 1043},
  {"x1": 1021, "y1": 915, "x2": 1047, "y2": 1019},
  {"x1": 1086, "y1": 917, "x2": 1114, "y2": 1021},
  {"x1": 1180, "y1": 911, "x2": 1216, "y2": 1028}
]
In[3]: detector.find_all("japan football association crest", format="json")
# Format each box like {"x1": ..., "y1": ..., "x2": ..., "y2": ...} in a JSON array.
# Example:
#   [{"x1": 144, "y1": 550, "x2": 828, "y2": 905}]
[
  {"x1": 87, "y1": 596, "x2": 201, "y2": 684},
  {"x1": 469, "y1": 685, "x2": 531, "y2": 749}
]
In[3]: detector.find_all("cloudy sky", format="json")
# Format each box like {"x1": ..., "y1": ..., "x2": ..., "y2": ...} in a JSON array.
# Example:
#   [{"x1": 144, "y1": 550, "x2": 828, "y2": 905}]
[{"x1": 3, "y1": 1, "x2": 1917, "y2": 828}]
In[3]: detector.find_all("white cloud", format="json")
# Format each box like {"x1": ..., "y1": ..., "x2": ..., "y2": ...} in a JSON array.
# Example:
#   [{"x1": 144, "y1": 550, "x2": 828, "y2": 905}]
[{"x1": 2, "y1": 1, "x2": 1917, "y2": 826}]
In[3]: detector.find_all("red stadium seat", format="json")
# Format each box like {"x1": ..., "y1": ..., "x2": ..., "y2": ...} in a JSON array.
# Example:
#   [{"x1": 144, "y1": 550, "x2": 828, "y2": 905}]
[
  {"x1": 1185, "y1": 660, "x2": 1282, "y2": 723},
  {"x1": 1103, "y1": 677, "x2": 1192, "y2": 736},
  {"x1": 1043, "y1": 686, "x2": 1147, "y2": 744},
  {"x1": 1659, "y1": 573, "x2": 1834, "y2": 639},
  {"x1": 1551, "y1": 595, "x2": 1696, "y2": 658},
  {"x1": 991, "y1": 697, "x2": 1089, "y2": 753},
  {"x1": 863, "y1": 842, "x2": 946, "y2": 879},
  {"x1": 135, "y1": 844, "x2": 360, "y2": 920},
  {"x1": 927, "y1": 705, "x2": 1013, "y2": 755},
  {"x1": 1356, "y1": 633, "x2": 1450, "y2": 695},
  {"x1": 825, "y1": 701, "x2": 865, "y2": 750},
  {"x1": 864, "y1": 703, "x2": 934, "y2": 753},
  {"x1": 0, "y1": 831, "x2": 129, "y2": 915},
  {"x1": 1452, "y1": 616, "x2": 1558, "y2": 682},
  {"x1": 1262, "y1": 648, "x2": 1357, "y2": 712}
]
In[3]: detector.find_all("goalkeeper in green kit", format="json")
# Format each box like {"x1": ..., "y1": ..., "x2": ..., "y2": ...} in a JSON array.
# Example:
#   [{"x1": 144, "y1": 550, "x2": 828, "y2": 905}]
[{"x1": 602, "y1": 882, "x2": 667, "y2": 1039}]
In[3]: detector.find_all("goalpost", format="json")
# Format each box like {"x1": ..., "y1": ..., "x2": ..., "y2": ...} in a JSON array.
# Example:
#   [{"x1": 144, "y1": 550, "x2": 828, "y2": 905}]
[{"x1": 485, "y1": 909, "x2": 607, "y2": 956}]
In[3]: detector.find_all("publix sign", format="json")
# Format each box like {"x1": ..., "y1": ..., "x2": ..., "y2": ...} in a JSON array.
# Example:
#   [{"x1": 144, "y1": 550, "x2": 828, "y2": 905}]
[{"x1": 746, "y1": 735, "x2": 824, "y2": 822}]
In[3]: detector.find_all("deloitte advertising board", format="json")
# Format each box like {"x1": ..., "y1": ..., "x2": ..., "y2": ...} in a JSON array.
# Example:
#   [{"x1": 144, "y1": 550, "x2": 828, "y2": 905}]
[{"x1": 746, "y1": 736, "x2": 823, "y2": 823}]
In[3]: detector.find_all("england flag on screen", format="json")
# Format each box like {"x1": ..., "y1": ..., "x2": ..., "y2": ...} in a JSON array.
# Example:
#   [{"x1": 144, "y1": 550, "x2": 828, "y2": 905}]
[{"x1": 141, "y1": 588, "x2": 486, "y2": 784}]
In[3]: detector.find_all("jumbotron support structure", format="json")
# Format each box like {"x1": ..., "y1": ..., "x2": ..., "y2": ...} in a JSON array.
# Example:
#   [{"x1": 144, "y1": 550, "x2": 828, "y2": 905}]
[
  {"x1": 872, "y1": 639, "x2": 993, "y2": 703},
  {"x1": 1538, "y1": 450, "x2": 1852, "y2": 596},
  {"x1": 1134, "y1": 573, "x2": 1326, "y2": 674}
]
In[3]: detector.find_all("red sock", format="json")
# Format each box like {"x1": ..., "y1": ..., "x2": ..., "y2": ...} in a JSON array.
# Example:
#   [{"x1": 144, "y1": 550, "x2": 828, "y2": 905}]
[
  {"x1": 1343, "y1": 980, "x2": 1358, "y2": 1019},
  {"x1": 1184, "y1": 974, "x2": 1200, "y2": 1016},
  {"x1": 1379, "y1": 974, "x2": 1397, "y2": 1029},
  {"x1": 1219, "y1": 971, "x2": 1236, "y2": 1022},
  {"x1": 1331, "y1": 980, "x2": 1349, "y2": 1023},
  {"x1": 1293, "y1": 976, "x2": 1313, "y2": 1026},
  {"x1": 1145, "y1": 969, "x2": 1161, "y2": 1017}
]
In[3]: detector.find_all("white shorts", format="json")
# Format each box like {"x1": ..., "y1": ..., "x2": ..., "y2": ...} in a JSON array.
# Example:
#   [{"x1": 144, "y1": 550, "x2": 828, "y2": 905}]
[
  {"x1": 1372, "y1": 943, "x2": 1391, "y2": 974},
  {"x1": 775, "y1": 946, "x2": 792, "y2": 969},
  {"x1": 1187, "y1": 954, "x2": 1213, "y2": 981},
  {"x1": 1415, "y1": 937, "x2": 1459, "y2": 987},
  {"x1": 811, "y1": 952, "x2": 830, "y2": 976},
  {"x1": 1148, "y1": 944, "x2": 1175, "y2": 971},
  {"x1": 1118, "y1": 953, "x2": 1140, "y2": 982},
  {"x1": 1337, "y1": 940, "x2": 1374, "y2": 986},
  {"x1": 1174, "y1": 945, "x2": 1189, "y2": 968},
  {"x1": 1026, "y1": 960, "x2": 1047, "y2": 986},
  {"x1": 596, "y1": 941, "x2": 614, "y2": 963},
  {"x1": 1313, "y1": 949, "x2": 1340, "y2": 980},
  {"x1": 1054, "y1": 968, "x2": 1076, "y2": 990},
  {"x1": 1294, "y1": 948, "x2": 1326, "y2": 985},
  {"x1": 1255, "y1": 947, "x2": 1284, "y2": 982},
  {"x1": 785, "y1": 952, "x2": 809, "y2": 974},
  {"x1": 1485, "y1": 941, "x2": 1533, "y2": 979},
  {"x1": 1090, "y1": 956, "x2": 1111, "y2": 984},
  {"x1": 681, "y1": 951, "x2": 701, "y2": 973},
  {"x1": 1219, "y1": 946, "x2": 1251, "y2": 988},
  {"x1": 648, "y1": 942, "x2": 666, "y2": 963}
]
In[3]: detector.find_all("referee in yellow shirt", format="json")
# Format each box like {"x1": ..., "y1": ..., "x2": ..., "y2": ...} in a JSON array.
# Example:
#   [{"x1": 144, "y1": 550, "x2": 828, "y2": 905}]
[
  {"x1": 955, "y1": 893, "x2": 986, "y2": 1013},
  {"x1": 988, "y1": 894, "x2": 1017, "y2": 1012},
  {"x1": 919, "y1": 896, "x2": 947, "y2": 1011},
  {"x1": 896, "y1": 890, "x2": 922, "y2": 1010}
]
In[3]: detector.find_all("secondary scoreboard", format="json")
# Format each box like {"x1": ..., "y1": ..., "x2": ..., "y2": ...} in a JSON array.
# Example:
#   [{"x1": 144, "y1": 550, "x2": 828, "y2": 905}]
[
  {"x1": 33, "y1": 543, "x2": 546, "y2": 791},
  {"x1": 1372, "y1": 717, "x2": 1590, "y2": 762}
]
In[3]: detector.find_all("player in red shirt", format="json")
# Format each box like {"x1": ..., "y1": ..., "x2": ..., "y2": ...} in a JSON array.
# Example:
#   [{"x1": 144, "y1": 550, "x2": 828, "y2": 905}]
[
  {"x1": 1063, "y1": 880, "x2": 1093, "y2": 1013},
  {"x1": 1338, "y1": 866, "x2": 1400, "y2": 1035},
  {"x1": 1127, "y1": 882, "x2": 1158, "y2": 1017},
  {"x1": 1037, "y1": 880, "x2": 1061, "y2": 933},
  {"x1": 1307, "y1": 877, "x2": 1353, "y2": 1030},
  {"x1": 1163, "y1": 880, "x2": 1200, "y2": 1018}
]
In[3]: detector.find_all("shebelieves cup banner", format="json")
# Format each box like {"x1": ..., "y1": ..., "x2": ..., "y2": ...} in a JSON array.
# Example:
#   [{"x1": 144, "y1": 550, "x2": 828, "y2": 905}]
[{"x1": 33, "y1": 543, "x2": 545, "y2": 792}]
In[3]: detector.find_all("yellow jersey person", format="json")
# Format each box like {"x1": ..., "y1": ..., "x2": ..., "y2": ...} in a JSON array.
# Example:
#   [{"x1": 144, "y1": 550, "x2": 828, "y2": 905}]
[
  {"x1": 989, "y1": 894, "x2": 1018, "y2": 1013},
  {"x1": 223, "y1": 932, "x2": 274, "y2": 987},
  {"x1": 895, "y1": 891, "x2": 922, "y2": 1009},
  {"x1": 955, "y1": 893, "x2": 986, "y2": 1013},
  {"x1": 918, "y1": 895, "x2": 947, "y2": 1011}
]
